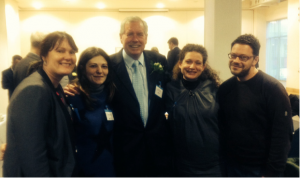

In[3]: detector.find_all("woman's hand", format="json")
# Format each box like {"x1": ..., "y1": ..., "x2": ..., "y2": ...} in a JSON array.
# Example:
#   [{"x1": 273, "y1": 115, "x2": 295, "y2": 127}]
[
  {"x1": 0, "y1": 143, "x2": 7, "y2": 160},
  {"x1": 63, "y1": 84, "x2": 80, "y2": 96}
]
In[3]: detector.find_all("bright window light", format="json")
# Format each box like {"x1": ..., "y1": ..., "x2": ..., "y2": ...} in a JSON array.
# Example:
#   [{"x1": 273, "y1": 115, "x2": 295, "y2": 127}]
[
  {"x1": 32, "y1": 2, "x2": 43, "y2": 9},
  {"x1": 96, "y1": 2, "x2": 106, "y2": 9},
  {"x1": 157, "y1": 3, "x2": 165, "y2": 8}
]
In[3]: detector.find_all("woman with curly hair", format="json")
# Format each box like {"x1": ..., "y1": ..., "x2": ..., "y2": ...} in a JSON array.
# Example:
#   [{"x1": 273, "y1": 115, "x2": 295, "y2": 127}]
[{"x1": 165, "y1": 43, "x2": 222, "y2": 177}]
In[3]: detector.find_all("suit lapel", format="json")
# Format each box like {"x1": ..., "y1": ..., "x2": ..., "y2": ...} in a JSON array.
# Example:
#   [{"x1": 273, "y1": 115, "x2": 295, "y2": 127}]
[
  {"x1": 144, "y1": 52, "x2": 159, "y2": 122},
  {"x1": 113, "y1": 50, "x2": 138, "y2": 101},
  {"x1": 144, "y1": 51, "x2": 156, "y2": 102}
]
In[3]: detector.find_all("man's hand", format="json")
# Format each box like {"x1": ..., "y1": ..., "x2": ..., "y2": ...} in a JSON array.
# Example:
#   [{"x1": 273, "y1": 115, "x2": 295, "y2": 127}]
[
  {"x1": 0, "y1": 143, "x2": 7, "y2": 160},
  {"x1": 63, "y1": 84, "x2": 80, "y2": 96}
]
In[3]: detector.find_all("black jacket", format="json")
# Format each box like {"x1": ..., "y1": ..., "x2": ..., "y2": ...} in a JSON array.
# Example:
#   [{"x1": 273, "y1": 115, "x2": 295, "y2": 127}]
[
  {"x1": 4, "y1": 69, "x2": 75, "y2": 177},
  {"x1": 165, "y1": 78, "x2": 220, "y2": 176},
  {"x1": 1, "y1": 67, "x2": 13, "y2": 98},
  {"x1": 110, "y1": 49, "x2": 171, "y2": 176}
]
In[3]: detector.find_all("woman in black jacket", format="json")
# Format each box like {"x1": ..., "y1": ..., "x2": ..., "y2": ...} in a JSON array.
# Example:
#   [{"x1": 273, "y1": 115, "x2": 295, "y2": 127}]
[
  {"x1": 4, "y1": 31, "x2": 78, "y2": 177},
  {"x1": 165, "y1": 44, "x2": 222, "y2": 177}
]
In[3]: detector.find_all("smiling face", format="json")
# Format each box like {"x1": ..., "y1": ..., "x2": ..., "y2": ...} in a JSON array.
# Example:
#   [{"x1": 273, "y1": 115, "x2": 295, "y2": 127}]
[
  {"x1": 120, "y1": 21, "x2": 148, "y2": 60},
  {"x1": 229, "y1": 43, "x2": 258, "y2": 81},
  {"x1": 179, "y1": 51, "x2": 206, "y2": 81},
  {"x1": 42, "y1": 39, "x2": 76, "y2": 82},
  {"x1": 85, "y1": 55, "x2": 108, "y2": 85}
]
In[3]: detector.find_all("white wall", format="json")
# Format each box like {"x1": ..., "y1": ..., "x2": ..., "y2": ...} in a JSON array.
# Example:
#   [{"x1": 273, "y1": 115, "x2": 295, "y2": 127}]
[
  {"x1": 286, "y1": 0, "x2": 299, "y2": 90},
  {"x1": 0, "y1": 0, "x2": 20, "y2": 115},
  {"x1": 18, "y1": 10, "x2": 205, "y2": 59}
]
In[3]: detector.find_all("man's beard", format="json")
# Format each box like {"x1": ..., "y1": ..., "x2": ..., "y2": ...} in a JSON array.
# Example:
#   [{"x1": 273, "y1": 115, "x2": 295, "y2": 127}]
[{"x1": 230, "y1": 62, "x2": 251, "y2": 78}]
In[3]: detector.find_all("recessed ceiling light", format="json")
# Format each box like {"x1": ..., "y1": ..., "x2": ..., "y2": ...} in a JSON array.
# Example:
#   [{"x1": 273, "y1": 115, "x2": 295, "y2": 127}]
[
  {"x1": 96, "y1": 2, "x2": 106, "y2": 9},
  {"x1": 32, "y1": 2, "x2": 42, "y2": 9},
  {"x1": 157, "y1": 3, "x2": 165, "y2": 8}
]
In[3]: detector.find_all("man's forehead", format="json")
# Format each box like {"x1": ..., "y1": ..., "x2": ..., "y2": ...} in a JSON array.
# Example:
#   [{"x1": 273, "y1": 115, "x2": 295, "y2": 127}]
[
  {"x1": 231, "y1": 44, "x2": 253, "y2": 53},
  {"x1": 125, "y1": 21, "x2": 144, "y2": 29}
]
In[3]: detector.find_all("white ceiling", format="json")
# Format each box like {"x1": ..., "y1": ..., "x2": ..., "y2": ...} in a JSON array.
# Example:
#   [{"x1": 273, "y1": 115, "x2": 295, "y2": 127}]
[{"x1": 15, "y1": 0, "x2": 252, "y2": 10}]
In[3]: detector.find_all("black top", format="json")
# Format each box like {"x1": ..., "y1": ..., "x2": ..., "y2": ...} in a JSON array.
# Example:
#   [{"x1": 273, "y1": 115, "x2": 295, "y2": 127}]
[
  {"x1": 4, "y1": 68, "x2": 75, "y2": 177},
  {"x1": 217, "y1": 70, "x2": 293, "y2": 177},
  {"x1": 181, "y1": 77, "x2": 200, "y2": 90},
  {"x1": 167, "y1": 47, "x2": 181, "y2": 76},
  {"x1": 1, "y1": 67, "x2": 13, "y2": 98},
  {"x1": 166, "y1": 78, "x2": 220, "y2": 176},
  {"x1": 13, "y1": 52, "x2": 41, "y2": 92}
]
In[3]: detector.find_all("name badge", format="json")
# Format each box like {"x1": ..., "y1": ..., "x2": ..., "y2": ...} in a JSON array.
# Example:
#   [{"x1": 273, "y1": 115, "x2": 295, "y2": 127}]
[
  {"x1": 105, "y1": 106, "x2": 114, "y2": 121},
  {"x1": 155, "y1": 85, "x2": 163, "y2": 98}
]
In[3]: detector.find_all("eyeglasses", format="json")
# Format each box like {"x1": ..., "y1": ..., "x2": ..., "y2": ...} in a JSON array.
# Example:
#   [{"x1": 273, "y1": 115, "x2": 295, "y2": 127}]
[{"x1": 228, "y1": 53, "x2": 255, "y2": 62}]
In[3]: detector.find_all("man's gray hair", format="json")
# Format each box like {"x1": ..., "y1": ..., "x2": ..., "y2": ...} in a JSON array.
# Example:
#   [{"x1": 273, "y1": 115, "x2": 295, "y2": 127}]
[
  {"x1": 119, "y1": 16, "x2": 148, "y2": 35},
  {"x1": 30, "y1": 31, "x2": 46, "y2": 48}
]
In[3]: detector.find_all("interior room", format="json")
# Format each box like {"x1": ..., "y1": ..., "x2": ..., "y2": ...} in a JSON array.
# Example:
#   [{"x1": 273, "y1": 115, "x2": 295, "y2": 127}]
[{"x1": 0, "y1": 0, "x2": 299, "y2": 176}]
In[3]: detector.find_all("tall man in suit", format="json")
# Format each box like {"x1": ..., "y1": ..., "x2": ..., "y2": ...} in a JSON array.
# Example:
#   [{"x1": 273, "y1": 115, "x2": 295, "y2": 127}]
[
  {"x1": 13, "y1": 31, "x2": 46, "y2": 92},
  {"x1": 167, "y1": 37, "x2": 181, "y2": 77},
  {"x1": 110, "y1": 16, "x2": 171, "y2": 177},
  {"x1": 2, "y1": 55, "x2": 22, "y2": 98}
]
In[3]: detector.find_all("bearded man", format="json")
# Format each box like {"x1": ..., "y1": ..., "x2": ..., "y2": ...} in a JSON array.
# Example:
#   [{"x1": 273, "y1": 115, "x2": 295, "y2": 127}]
[{"x1": 217, "y1": 34, "x2": 293, "y2": 177}]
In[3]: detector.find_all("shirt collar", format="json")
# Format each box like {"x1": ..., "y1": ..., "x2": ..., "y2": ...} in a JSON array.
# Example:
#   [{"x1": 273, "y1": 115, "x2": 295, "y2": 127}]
[{"x1": 122, "y1": 49, "x2": 145, "y2": 68}]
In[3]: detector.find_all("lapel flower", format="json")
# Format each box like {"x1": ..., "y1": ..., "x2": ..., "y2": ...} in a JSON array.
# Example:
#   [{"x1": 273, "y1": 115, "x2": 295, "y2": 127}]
[
  {"x1": 150, "y1": 61, "x2": 164, "y2": 74},
  {"x1": 72, "y1": 72, "x2": 77, "y2": 77}
]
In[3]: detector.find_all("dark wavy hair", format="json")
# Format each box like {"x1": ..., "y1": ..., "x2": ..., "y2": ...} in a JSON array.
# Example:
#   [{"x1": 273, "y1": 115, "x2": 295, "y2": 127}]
[
  {"x1": 28, "y1": 31, "x2": 78, "y2": 75},
  {"x1": 71, "y1": 47, "x2": 115, "y2": 110},
  {"x1": 172, "y1": 44, "x2": 221, "y2": 87}
]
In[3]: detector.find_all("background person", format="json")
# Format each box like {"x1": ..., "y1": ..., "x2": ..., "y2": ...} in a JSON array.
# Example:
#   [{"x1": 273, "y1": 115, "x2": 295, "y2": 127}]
[
  {"x1": 218, "y1": 34, "x2": 293, "y2": 177},
  {"x1": 166, "y1": 44, "x2": 222, "y2": 176},
  {"x1": 150, "y1": 46, "x2": 159, "y2": 53},
  {"x1": 1, "y1": 55, "x2": 22, "y2": 99},
  {"x1": 67, "y1": 47, "x2": 116, "y2": 177},
  {"x1": 3, "y1": 31, "x2": 78, "y2": 177},
  {"x1": 13, "y1": 31, "x2": 46, "y2": 92},
  {"x1": 167, "y1": 37, "x2": 181, "y2": 77}
]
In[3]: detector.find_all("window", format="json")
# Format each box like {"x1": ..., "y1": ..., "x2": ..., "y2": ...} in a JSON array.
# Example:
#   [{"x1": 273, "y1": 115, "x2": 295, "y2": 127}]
[{"x1": 266, "y1": 19, "x2": 288, "y2": 81}]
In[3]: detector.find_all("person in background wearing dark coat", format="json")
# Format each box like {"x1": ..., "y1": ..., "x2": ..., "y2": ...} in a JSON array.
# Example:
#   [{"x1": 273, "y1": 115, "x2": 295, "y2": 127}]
[
  {"x1": 1, "y1": 55, "x2": 22, "y2": 98},
  {"x1": 3, "y1": 31, "x2": 78, "y2": 177},
  {"x1": 13, "y1": 31, "x2": 46, "y2": 92},
  {"x1": 66, "y1": 47, "x2": 116, "y2": 177},
  {"x1": 151, "y1": 46, "x2": 159, "y2": 53},
  {"x1": 167, "y1": 37, "x2": 181, "y2": 77},
  {"x1": 217, "y1": 34, "x2": 293, "y2": 177},
  {"x1": 165, "y1": 44, "x2": 222, "y2": 177}
]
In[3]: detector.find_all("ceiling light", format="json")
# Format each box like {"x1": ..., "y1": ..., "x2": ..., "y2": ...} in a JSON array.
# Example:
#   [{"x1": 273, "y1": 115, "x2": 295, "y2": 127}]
[
  {"x1": 96, "y1": 2, "x2": 106, "y2": 9},
  {"x1": 32, "y1": 2, "x2": 43, "y2": 9},
  {"x1": 157, "y1": 3, "x2": 165, "y2": 8}
]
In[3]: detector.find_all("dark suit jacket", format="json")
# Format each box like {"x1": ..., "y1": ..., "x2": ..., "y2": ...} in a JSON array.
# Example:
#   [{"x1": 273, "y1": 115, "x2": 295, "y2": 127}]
[
  {"x1": 167, "y1": 46, "x2": 181, "y2": 75},
  {"x1": 110, "y1": 50, "x2": 171, "y2": 176},
  {"x1": 4, "y1": 68, "x2": 75, "y2": 177},
  {"x1": 13, "y1": 52, "x2": 41, "y2": 92},
  {"x1": 1, "y1": 67, "x2": 13, "y2": 98}
]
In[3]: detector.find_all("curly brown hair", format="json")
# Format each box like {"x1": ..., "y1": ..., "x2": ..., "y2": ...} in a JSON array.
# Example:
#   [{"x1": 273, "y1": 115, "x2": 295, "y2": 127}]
[{"x1": 172, "y1": 44, "x2": 221, "y2": 87}]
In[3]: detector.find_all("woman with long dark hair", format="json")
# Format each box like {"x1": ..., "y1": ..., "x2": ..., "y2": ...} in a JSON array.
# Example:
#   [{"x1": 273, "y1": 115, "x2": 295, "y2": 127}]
[{"x1": 67, "y1": 47, "x2": 116, "y2": 176}]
